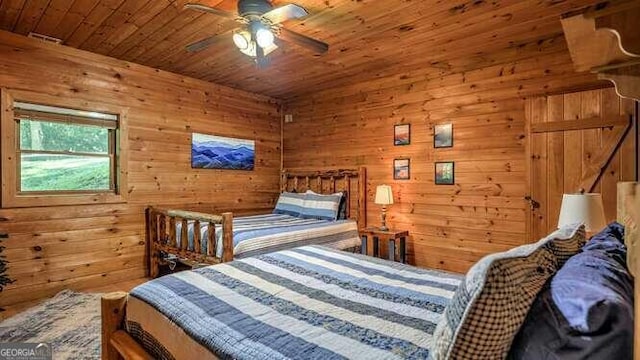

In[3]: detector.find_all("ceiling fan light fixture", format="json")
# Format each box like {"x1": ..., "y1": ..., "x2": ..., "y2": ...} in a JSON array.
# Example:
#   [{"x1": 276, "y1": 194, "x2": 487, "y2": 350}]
[
  {"x1": 184, "y1": 1, "x2": 329, "y2": 66},
  {"x1": 262, "y1": 42, "x2": 277, "y2": 55},
  {"x1": 232, "y1": 31, "x2": 251, "y2": 50},
  {"x1": 256, "y1": 28, "x2": 275, "y2": 48},
  {"x1": 238, "y1": 41, "x2": 256, "y2": 57},
  {"x1": 238, "y1": 41, "x2": 277, "y2": 58}
]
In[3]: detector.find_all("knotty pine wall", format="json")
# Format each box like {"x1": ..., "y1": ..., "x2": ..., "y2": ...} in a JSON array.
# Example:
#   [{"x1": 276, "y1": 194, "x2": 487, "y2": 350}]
[
  {"x1": 283, "y1": 45, "x2": 607, "y2": 273},
  {"x1": 0, "y1": 31, "x2": 281, "y2": 313}
]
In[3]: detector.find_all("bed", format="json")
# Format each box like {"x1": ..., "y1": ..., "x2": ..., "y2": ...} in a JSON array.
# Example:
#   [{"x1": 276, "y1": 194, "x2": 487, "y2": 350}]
[
  {"x1": 146, "y1": 167, "x2": 367, "y2": 278},
  {"x1": 103, "y1": 182, "x2": 639, "y2": 360},
  {"x1": 125, "y1": 246, "x2": 461, "y2": 359}
]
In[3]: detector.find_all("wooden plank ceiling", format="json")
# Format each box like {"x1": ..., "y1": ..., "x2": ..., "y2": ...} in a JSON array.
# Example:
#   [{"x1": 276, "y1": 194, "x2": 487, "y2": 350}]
[{"x1": 0, "y1": 0, "x2": 610, "y2": 99}]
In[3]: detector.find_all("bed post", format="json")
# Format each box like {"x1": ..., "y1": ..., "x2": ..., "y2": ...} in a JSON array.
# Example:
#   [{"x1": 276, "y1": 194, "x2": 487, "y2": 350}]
[
  {"x1": 222, "y1": 212, "x2": 234, "y2": 262},
  {"x1": 280, "y1": 171, "x2": 287, "y2": 193},
  {"x1": 617, "y1": 182, "x2": 638, "y2": 360},
  {"x1": 101, "y1": 292, "x2": 153, "y2": 360},
  {"x1": 358, "y1": 166, "x2": 367, "y2": 229},
  {"x1": 101, "y1": 292, "x2": 128, "y2": 360},
  {"x1": 146, "y1": 208, "x2": 159, "y2": 278}
]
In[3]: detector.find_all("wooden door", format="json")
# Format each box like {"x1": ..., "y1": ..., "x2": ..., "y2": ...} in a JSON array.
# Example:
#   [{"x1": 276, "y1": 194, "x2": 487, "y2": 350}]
[{"x1": 526, "y1": 88, "x2": 637, "y2": 241}]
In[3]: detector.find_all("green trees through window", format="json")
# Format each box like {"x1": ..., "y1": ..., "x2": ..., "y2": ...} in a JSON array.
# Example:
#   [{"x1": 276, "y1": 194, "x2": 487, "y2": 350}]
[
  {"x1": 17, "y1": 115, "x2": 116, "y2": 193},
  {"x1": 20, "y1": 119, "x2": 109, "y2": 153}
]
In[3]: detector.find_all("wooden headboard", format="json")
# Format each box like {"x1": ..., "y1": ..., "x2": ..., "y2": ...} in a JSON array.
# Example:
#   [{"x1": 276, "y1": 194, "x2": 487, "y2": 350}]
[
  {"x1": 280, "y1": 167, "x2": 367, "y2": 229},
  {"x1": 617, "y1": 182, "x2": 639, "y2": 360}
]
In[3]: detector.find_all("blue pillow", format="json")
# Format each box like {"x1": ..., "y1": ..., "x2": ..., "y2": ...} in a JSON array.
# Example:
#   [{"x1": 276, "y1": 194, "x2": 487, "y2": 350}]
[
  {"x1": 300, "y1": 191, "x2": 342, "y2": 221},
  {"x1": 582, "y1": 221, "x2": 627, "y2": 268},
  {"x1": 508, "y1": 223, "x2": 634, "y2": 360},
  {"x1": 272, "y1": 192, "x2": 306, "y2": 217}
]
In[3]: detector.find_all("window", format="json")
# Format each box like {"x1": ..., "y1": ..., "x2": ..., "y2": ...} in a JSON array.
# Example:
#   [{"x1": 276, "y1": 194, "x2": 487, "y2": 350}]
[
  {"x1": 16, "y1": 102, "x2": 118, "y2": 193},
  {"x1": 1, "y1": 89, "x2": 128, "y2": 207}
]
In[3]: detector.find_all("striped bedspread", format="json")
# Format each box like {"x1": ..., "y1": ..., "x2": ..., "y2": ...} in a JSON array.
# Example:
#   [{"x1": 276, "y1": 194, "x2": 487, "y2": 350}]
[
  {"x1": 128, "y1": 246, "x2": 463, "y2": 360},
  {"x1": 176, "y1": 213, "x2": 360, "y2": 259}
]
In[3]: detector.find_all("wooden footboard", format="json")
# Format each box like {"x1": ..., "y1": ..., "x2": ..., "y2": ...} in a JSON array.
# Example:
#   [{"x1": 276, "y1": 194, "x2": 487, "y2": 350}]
[
  {"x1": 146, "y1": 207, "x2": 233, "y2": 278},
  {"x1": 101, "y1": 292, "x2": 152, "y2": 360}
]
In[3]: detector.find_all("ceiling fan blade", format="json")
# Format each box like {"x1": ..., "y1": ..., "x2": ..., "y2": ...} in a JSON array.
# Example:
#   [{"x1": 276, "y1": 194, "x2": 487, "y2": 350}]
[
  {"x1": 184, "y1": 3, "x2": 237, "y2": 20},
  {"x1": 278, "y1": 28, "x2": 328, "y2": 54},
  {"x1": 186, "y1": 34, "x2": 224, "y2": 52},
  {"x1": 262, "y1": 4, "x2": 308, "y2": 24}
]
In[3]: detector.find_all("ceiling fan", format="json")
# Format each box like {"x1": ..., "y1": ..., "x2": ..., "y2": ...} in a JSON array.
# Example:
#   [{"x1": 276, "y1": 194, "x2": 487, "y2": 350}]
[{"x1": 184, "y1": 0, "x2": 329, "y2": 67}]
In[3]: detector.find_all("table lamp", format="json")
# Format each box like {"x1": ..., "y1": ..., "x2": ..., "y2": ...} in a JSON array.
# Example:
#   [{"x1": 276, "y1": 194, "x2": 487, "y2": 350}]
[
  {"x1": 375, "y1": 185, "x2": 394, "y2": 231},
  {"x1": 558, "y1": 193, "x2": 606, "y2": 235}
]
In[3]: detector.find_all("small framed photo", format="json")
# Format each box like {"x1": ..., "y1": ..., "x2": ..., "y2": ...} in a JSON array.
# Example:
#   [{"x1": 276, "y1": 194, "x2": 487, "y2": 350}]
[
  {"x1": 434, "y1": 123, "x2": 453, "y2": 148},
  {"x1": 435, "y1": 162, "x2": 455, "y2": 185},
  {"x1": 394, "y1": 158, "x2": 410, "y2": 180},
  {"x1": 394, "y1": 124, "x2": 410, "y2": 146}
]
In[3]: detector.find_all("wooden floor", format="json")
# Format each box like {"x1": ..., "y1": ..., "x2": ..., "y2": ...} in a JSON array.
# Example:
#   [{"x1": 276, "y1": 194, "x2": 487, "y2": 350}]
[{"x1": 0, "y1": 277, "x2": 150, "y2": 321}]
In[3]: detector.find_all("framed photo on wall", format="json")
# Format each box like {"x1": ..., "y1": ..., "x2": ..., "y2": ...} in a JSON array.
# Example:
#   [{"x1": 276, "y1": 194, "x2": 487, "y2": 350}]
[
  {"x1": 394, "y1": 124, "x2": 410, "y2": 146},
  {"x1": 394, "y1": 158, "x2": 410, "y2": 180},
  {"x1": 435, "y1": 161, "x2": 455, "y2": 185},
  {"x1": 434, "y1": 123, "x2": 453, "y2": 148},
  {"x1": 191, "y1": 133, "x2": 255, "y2": 170}
]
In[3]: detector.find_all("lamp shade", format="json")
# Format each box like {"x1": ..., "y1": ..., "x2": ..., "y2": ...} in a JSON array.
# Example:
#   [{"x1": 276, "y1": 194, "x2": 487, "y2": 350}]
[
  {"x1": 557, "y1": 193, "x2": 606, "y2": 232},
  {"x1": 375, "y1": 185, "x2": 394, "y2": 205}
]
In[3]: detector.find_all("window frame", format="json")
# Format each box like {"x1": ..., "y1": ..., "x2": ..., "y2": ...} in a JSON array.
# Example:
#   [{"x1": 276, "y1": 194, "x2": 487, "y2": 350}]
[
  {"x1": 16, "y1": 107, "x2": 117, "y2": 195},
  {"x1": 1, "y1": 89, "x2": 128, "y2": 208}
]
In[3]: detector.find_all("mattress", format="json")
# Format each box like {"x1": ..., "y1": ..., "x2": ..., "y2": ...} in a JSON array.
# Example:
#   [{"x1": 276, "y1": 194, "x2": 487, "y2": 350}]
[
  {"x1": 175, "y1": 213, "x2": 360, "y2": 258},
  {"x1": 127, "y1": 245, "x2": 463, "y2": 360}
]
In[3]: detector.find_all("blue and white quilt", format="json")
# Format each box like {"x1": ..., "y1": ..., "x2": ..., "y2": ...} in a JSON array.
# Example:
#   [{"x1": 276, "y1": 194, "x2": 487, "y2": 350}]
[
  {"x1": 175, "y1": 213, "x2": 360, "y2": 259},
  {"x1": 128, "y1": 246, "x2": 463, "y2": 360}
]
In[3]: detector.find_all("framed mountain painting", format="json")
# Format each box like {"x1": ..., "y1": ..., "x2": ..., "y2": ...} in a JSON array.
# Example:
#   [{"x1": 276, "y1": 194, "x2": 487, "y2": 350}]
[{"x1": 191, "y1": 133, "x2": 255, "y2": 170}]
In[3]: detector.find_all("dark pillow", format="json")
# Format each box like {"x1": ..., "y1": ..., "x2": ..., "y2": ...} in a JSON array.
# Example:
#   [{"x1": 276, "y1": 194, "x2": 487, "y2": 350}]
[
  {"x1": 305, "y1": 190, "x2": 349, "y2": 220},
  {"x1": 582, "y1": 222, "x2": 627, "y2": 268},
  {"x1": 508, "y1": 223, "x2": 634, "y2": 360},
  {"x1": 337, "y1": 191, "x2": 348, "y2": 220}
]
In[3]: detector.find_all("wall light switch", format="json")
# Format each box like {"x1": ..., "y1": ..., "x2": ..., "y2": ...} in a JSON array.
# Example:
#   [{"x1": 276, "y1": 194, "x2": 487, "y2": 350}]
[{"x1": 284, "y1": 114, "x2": 294, "y2": 123}]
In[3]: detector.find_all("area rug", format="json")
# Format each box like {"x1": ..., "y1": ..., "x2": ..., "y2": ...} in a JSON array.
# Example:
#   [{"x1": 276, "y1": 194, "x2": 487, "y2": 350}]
[{"x1": 0, "y1": 290, "x2": 101, "y2": 359}]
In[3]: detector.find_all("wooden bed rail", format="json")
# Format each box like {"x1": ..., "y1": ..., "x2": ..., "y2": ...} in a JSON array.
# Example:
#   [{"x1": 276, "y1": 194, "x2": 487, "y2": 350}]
[{"x1": 146, "y1": 207, "x2": 233, "y2": 278}]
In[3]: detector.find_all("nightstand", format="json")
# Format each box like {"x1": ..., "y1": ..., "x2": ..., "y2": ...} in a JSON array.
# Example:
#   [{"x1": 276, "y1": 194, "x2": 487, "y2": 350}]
[{"x1": 359, "y1": 227, "x2": 408, "y2": 263}]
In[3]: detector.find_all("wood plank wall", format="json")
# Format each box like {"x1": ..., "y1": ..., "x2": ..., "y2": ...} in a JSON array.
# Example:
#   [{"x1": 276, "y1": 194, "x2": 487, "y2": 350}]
[
  {"x1": 0, "y1": 30, "x2": 281, "y2": 314},
  {"x1": 528, "y1": 88, "x2": 637, "y2": 240},
  {"x1": 283, "y1": 45, "x2": 607, "y2": 273}
]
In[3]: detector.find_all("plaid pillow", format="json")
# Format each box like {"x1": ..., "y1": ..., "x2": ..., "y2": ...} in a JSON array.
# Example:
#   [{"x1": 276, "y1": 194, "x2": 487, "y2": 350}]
[{"x1": 431, "y1": 224, "x2": 586, "y2": 360}]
